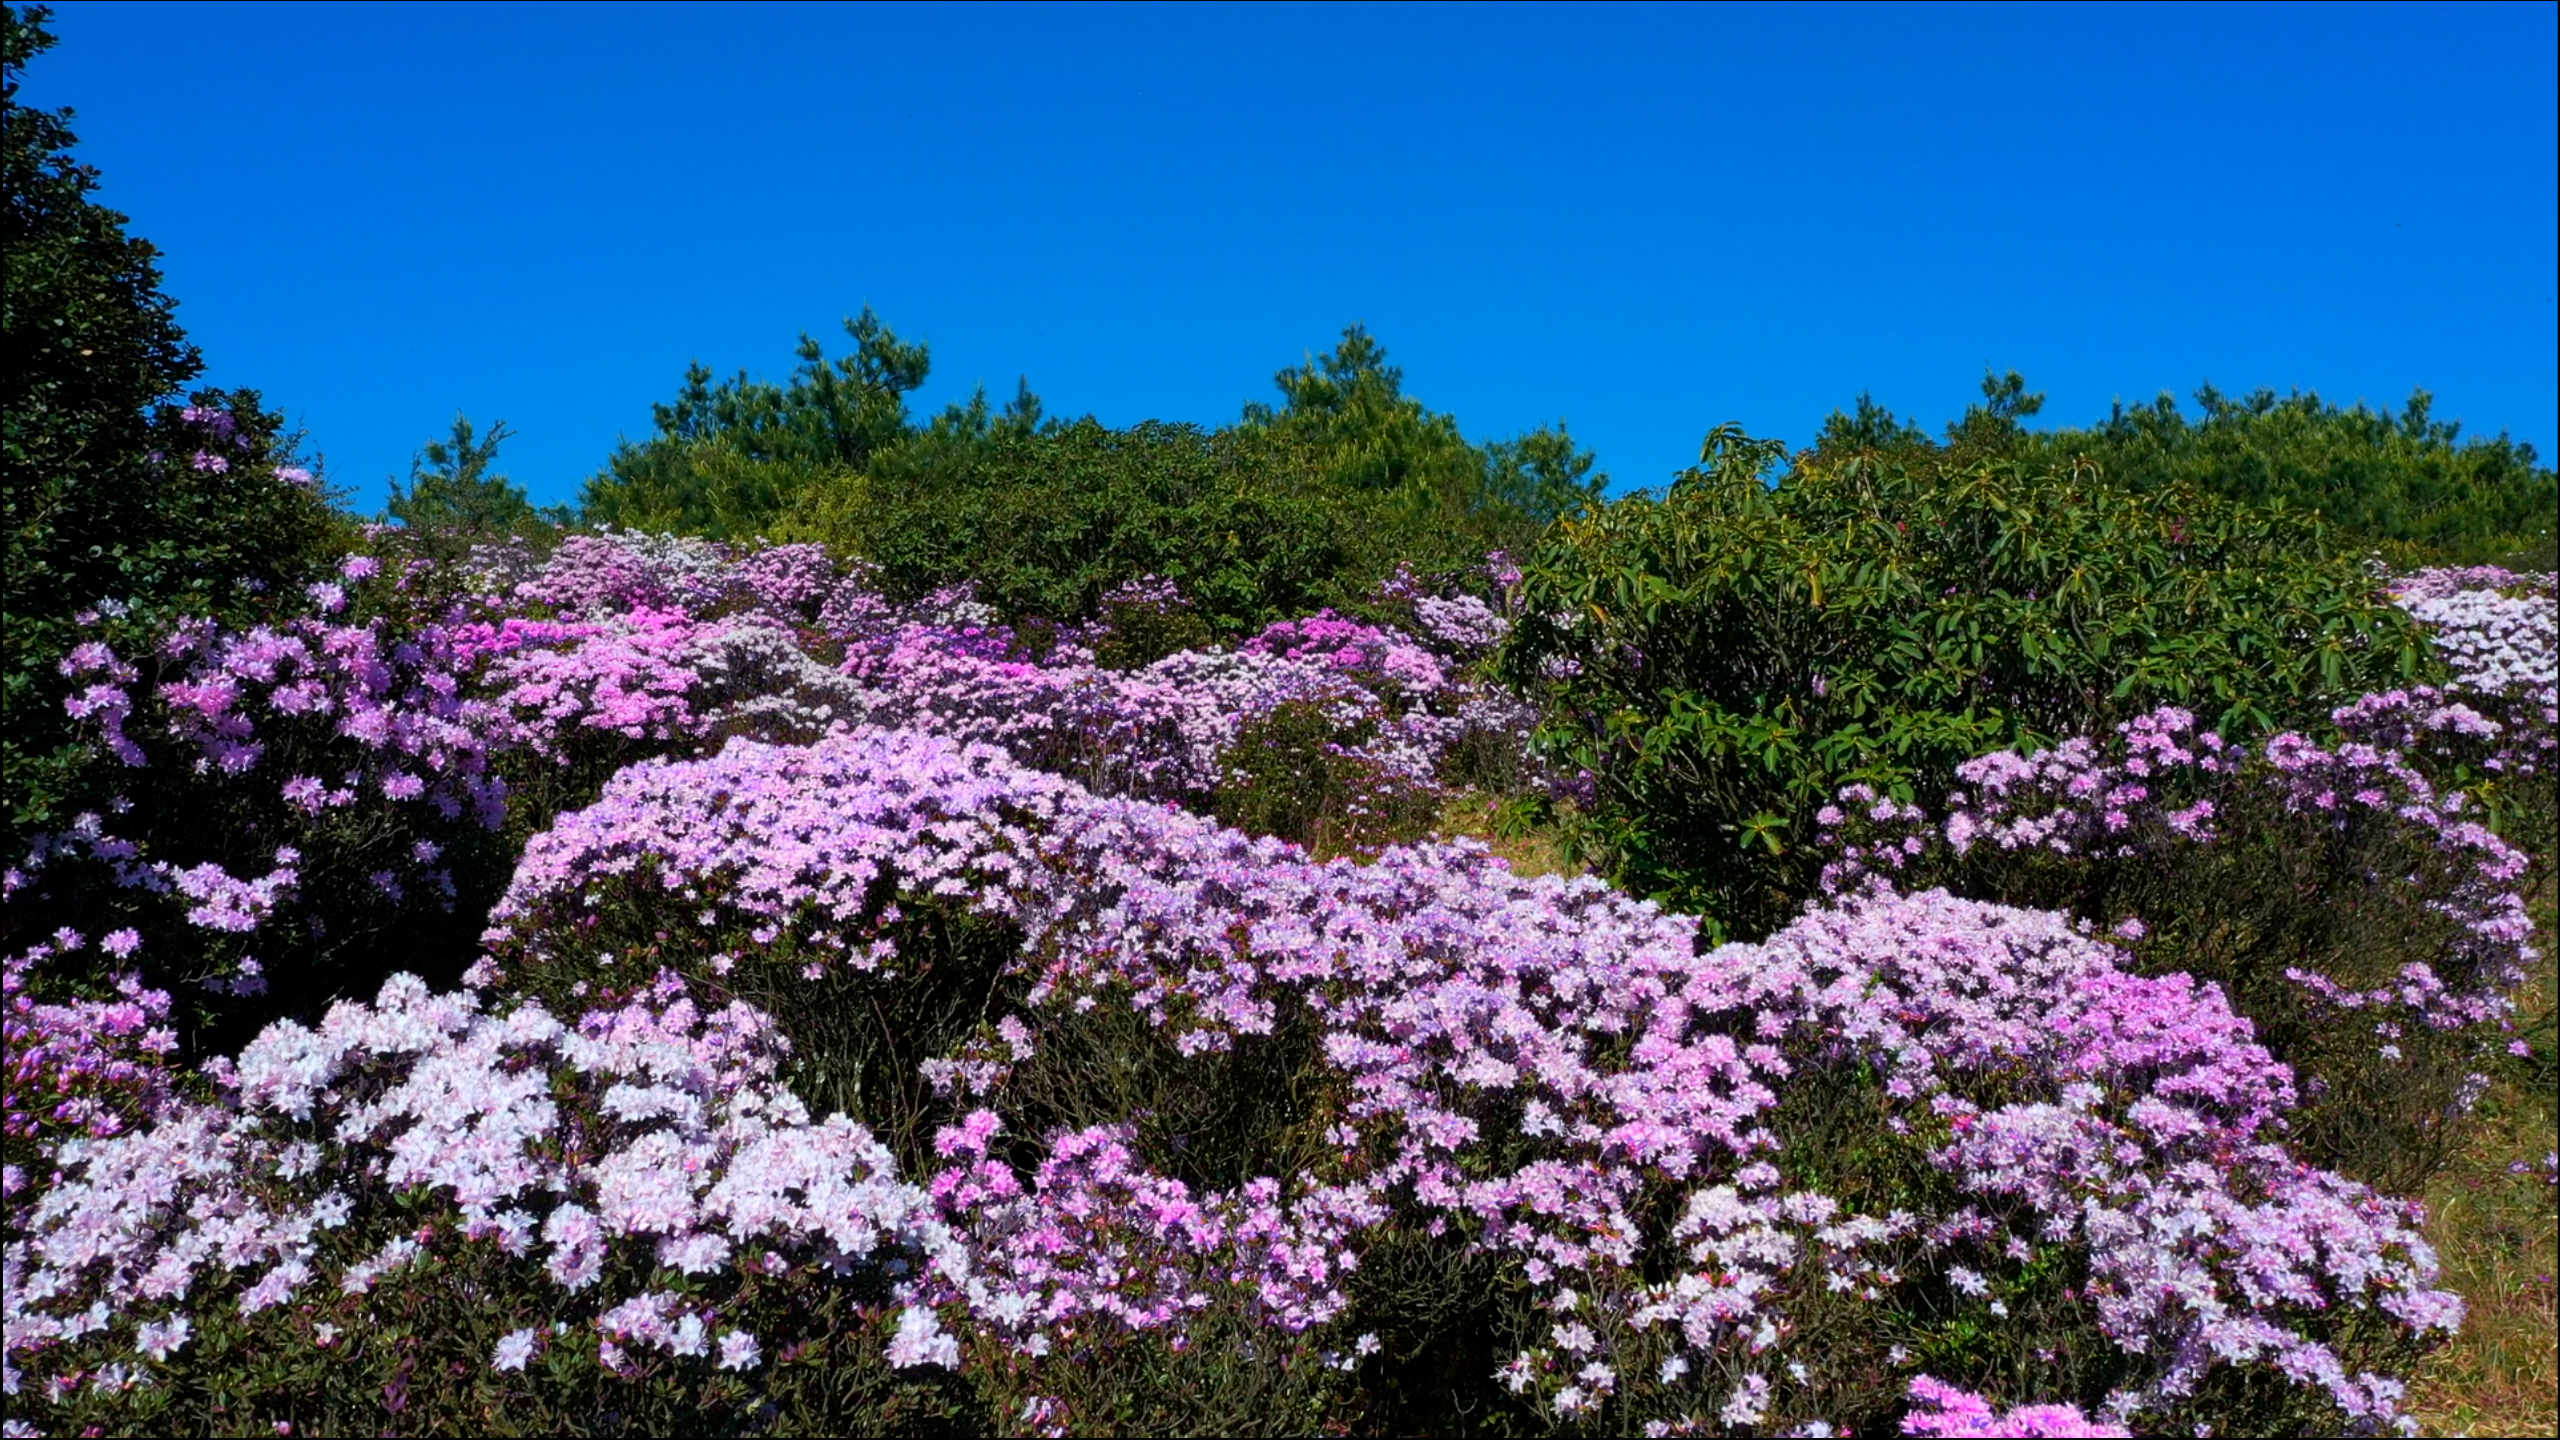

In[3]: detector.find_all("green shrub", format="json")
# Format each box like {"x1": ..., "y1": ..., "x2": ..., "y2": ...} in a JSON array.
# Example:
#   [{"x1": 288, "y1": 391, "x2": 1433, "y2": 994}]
[
  {"x1": 803, "y1": 419, "x2": 1480, "y2": 635},
  {"x1": 1500, "y1": 426, "x2": 2436, "y2": 936}
]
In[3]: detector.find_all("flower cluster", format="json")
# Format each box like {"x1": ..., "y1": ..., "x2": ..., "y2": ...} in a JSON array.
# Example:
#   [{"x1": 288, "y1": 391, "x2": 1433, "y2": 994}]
[
  {"x1": 2, "y1": 937, "x2": 176, "y2": 1164},
  {"x1": 1820, "y1": 705, "x2": 2535, "y2": 1038},
  {"x1": 9, "y1": 531, "x2": 2533, "y2": 1435},
  {"x1": 5, "y1": 972, "x2": 962, "y2": 1406},
  {"x1": 474, "y1": 723, "x2": 2455, "y2": 1431}
]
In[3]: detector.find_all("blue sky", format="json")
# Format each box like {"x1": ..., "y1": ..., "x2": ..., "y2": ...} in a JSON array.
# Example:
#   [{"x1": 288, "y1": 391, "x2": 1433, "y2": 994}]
[{"x1": 31, "y1": 0, "x2": 2559, "y2": 512}]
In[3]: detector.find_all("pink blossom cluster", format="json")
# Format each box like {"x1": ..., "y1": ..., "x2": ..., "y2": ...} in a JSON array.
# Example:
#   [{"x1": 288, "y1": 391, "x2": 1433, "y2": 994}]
[
  {"x1": 474, "y1": 724, "x2": 2452, "y2": 1431},
  {"x1": 2, "y1": 938, "x2": 175, "y2": 1163},
  {"x1": 1375, "y1": 559, "x2": 1514, "y2": 656},
  {"x1": 57, "y1": 597, "x2": 512, "y2": 830},
  {"x1": 483, "y1": 532, "x2": 1537, "y2": 807},
  {"x1": 1900, "y1": 1375, "x2": 2126, "y2": 1437},
  {"x1": 1819, "y1": 706, "x2": 2536, "y2": 1045},
  {"x1": 474, "y1": 606, "x2": 866, "y2": 754},
  {"x1": 2387, "y1": 565, "x2": 2557, "y2": 603},
  {"x1": 1241, "y1": 610, "x2": 1450, "y2": 693}
]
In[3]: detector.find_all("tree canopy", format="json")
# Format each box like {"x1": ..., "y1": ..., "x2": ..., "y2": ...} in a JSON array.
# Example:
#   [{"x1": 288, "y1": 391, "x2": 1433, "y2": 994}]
[{"x1": 1814, "y1": 371, "x2": 2557, "y2": 568}]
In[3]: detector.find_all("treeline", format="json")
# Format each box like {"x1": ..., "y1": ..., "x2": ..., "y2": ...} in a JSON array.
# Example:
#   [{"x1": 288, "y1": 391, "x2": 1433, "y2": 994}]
[
  {"x1": 1819, "y1": 371, "x2": 2557, "y2": 569},
  {"x1": 570, "y1": 315, "x2": 1609, "y2": 630}
]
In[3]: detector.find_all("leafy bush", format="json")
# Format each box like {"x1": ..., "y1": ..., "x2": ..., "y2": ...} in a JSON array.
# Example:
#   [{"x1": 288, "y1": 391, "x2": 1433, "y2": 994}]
[
  {"x1": 1500, "y1": 426, "x2": 2436, "y2": 935},
  {"x1": 803, "y1": 417, "x2": 1483, "y2": 637}
]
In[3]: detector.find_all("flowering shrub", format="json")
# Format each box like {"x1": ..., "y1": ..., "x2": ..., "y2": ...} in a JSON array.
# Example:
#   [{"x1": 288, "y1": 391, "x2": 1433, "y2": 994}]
[
  {"x1": 1816, "y1": 703, "x2": 2538, "y2": 1190},
  {"x1": 2, "y1": 937, "x2": 178, "y2": 1182},
  {"x1": 7, "y1": 388, "x2": 351, "y2": 851},
  {"x1": 451, "y1": 725, "x2": 2452, "y2": 1434},
  {"x1": 2387, "y1": 567, "x2": 2557, "y2": 839},
  {"x1": 6, "y1": 525, "x2": 2538, "y2": 1435},
  {"x1": 4, "y1": 970, "x2": 979, "y2": 1436},
  {"x1": 1084, "y1": 575, "x2": 1213, "y2": 671},
  {"x1": 14, "y1": 572, "x2": 526, "y2": 1050}
]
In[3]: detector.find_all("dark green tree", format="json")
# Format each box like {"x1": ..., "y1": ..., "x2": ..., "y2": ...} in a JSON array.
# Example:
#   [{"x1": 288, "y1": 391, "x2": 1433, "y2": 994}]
[
  {"x1": 808, "y1": 417, "x2": 1472, "y2": 635},
  {"x1": 1242, "y1": 324, "x2": 1606, "y2": 542},
  {"x1": 579, "y1": 309, "x2": 934, "y2": 537},
  {"x1": 1944, "y1": 369, "x2": 2046, "y2": 457},
  {"x1": 1809, "y1": 370, "x2": 2556, "y2": 567},
  {"x1": 2034, "y1": 384, "x2": 2556, "y2": 568},
  {"x1": 384, "y1": 413, "x2": 562, "y2": 545},
  {"x1": 3, "y1": 3, "x2": 344, "y2": 843},
  {"x1": 1812, "y1": 391, "x2": 1931, "y2": 457}
]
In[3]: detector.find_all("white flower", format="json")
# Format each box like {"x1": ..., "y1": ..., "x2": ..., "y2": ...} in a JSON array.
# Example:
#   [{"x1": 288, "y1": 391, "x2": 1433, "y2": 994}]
[{"x1": 492, "y1": 1328, "x2": 538, "y2": 1372}]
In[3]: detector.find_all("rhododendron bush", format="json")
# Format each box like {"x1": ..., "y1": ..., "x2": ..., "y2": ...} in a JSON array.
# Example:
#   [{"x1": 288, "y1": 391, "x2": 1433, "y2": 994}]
[
  {"x1": 4, "y1": 529, "x2": 2549, "y2": 1436},
  {"x1": 1818, "y1": 568, "x2": 2555, "y2": 1192}
]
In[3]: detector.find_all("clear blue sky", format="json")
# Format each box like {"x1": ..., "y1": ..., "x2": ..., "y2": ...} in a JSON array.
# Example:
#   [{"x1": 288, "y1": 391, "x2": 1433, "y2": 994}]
[{"x1": 30, "y1": 0, "x2": 2560, "y2": 513}]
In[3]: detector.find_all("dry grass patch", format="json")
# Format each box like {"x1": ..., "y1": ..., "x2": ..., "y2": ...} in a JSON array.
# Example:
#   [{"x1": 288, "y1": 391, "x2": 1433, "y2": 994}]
[{"x1": 2411, "y1": 873, "x2": 2558, "y2": 1438}]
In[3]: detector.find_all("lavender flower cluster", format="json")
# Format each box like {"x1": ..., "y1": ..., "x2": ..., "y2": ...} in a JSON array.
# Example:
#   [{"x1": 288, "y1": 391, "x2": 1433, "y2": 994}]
[{"x1": 4, "y1": 537, "x2": 2541, "y2": 1435}]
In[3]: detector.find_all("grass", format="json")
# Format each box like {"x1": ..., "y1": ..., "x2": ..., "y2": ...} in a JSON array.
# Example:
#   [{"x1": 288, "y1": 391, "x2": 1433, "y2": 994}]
[
  {"x1": 2410, "y1": 867, "x2": 2560, "y2": 1438},
  {"x1": 1430, "y1": 792, "x2": 1584, "y2": 881}
]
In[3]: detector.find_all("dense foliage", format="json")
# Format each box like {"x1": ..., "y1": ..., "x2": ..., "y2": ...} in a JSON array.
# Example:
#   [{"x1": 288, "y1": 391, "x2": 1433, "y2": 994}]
[
  {"x1": 807, "y1": 419, "x2": 1481, "y2": 635},
  {"x1": 577, "y1": 311, "x2": 940, "y2": 540},
  {"x1": 582, "y1": 323, "x2": 1600, "y2": 638},
  {"x1": 1501, "y1": 426, "x2": 2436, "y2": 934},
  {"x1": 1817, "y1": 373, "x2": 2558, "y2": 570},
  {"x1": 1, "y1": 5, "x2": 346, "y2": 848}
]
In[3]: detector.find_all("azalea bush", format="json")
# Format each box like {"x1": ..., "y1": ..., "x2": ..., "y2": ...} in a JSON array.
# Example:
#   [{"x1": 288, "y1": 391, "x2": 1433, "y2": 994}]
[
  {"x1": 10, "y1": 723, "x2": 2465, "y2": 1435},
  {"x1": 1812, "y1": 569, "x2": 2555, "y2": 1192},
  {"x1": 4, "y1": 524, "x2": 2545, "y2": 1437}
]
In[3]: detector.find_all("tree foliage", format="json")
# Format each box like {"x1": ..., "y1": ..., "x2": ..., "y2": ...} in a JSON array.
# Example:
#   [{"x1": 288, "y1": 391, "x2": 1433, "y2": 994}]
[
  {"x1": 803, "y1": 418, "x2": 1469, "y2": 635},
  {"x1": 577, "y1": 309, "x2": 937, "y2": 538},
  {"x1": 1501, "y1": 425, "x2": 2436, "y2": 936},
  {"x1": 384, "y1": 413, "x2": 563, "y2": 552},
  {"x1": 2, "y1": 3, "x2": 344, "y2": 844},
  {"x1": 1241, "y1": 324, "x2": 1606, "y2": 543},
  {"x1": 1815, "y1": 371, "x2": 2557, "y2": 568}
]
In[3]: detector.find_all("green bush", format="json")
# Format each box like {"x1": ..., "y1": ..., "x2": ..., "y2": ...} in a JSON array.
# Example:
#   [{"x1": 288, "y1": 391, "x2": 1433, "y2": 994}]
[
  {"x1": 802, "y1": 419, "x2": 1481, "y2": 635},
  {"x1": 1499, "y1": 426, "x2": 2436, "y2": 936},
  {"x1": 1815, "y1": 372, "x2": 2559, "y2": 569}
]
